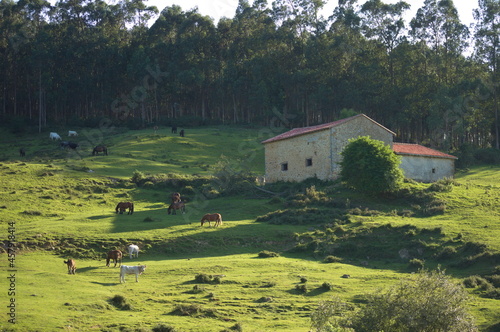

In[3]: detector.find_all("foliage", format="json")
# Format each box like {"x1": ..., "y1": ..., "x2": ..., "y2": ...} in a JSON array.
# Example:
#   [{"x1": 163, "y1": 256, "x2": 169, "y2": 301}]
[
  {"x1": 311, "y1": 269, "x2": 478, "y2": 332},
  {"x1": 340, "y1": 136, "x2": 404, "y2": 194},
  {"x1": 258, "y1": 250, "x2": 280, "y2": 258}
]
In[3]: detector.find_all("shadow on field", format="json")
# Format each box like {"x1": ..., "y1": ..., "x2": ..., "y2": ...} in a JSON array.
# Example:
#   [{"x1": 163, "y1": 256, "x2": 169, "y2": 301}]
[
  {"x1": 110, "y1": 207, "x2": 187, "y2": 233},
  {"x1": 91, "y1": 281, "x2": 120, "y2": 286},
  {"x1": 76, "y1": 266, "x2": 100, "y2": 273}
]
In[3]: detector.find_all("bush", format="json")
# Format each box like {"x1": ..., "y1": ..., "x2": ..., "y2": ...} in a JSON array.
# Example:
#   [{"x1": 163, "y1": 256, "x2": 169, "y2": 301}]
[
  {"x1": 311, "y1": 269, "x2": 478, "y2": 331},
  {"x1": 340, "y1": 136, "x2": 404, "y2": 194},
  {"x1": 324, "y1": 255, "x2": 342, "y2": 263},
  {"x1": 408, "y1": 258, "x2": 425, "y2": 270},
  {"x1": 194, "y1": 273, "x2": 213, "y2": 284},
  {"x1": 109, "y1": 295, "x2": 132, "y2": 310},
  {"x1": 295, "y1": 284, "x2": 308, "y2": 293},
  {"x1": 321, "y1": 282, "x2": 333, "y2": 291},
  {"x1": 152, "y1": 324, "x2": 178, "y2": 332},
  {"x1": 258, "y1": 250, "x2": 280, "y2": 258}
]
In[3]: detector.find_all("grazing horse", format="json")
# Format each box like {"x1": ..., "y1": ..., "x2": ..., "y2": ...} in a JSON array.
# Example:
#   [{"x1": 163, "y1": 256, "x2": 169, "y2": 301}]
[
  {"x1": 200, "y1": 213, "x2": 223, "y2": 227},
  {"x1": 106, "y1": 250, "x2": 122, "y2": 267},
  {"x1": 116, "y1": 202, "x2": 134, "y2": 215},
  {"x1": 64, "y1": 259, "x2": 76, "y2": 274},
  {"x1": 168, "y1": 201, "x2": 185, "y2": 215},
  {"x1": 92, "y1": 145, "x2": 108, "y2": 156},
  {"x1": 179, "y1": 129, "x2": 185, "y2": 137}
]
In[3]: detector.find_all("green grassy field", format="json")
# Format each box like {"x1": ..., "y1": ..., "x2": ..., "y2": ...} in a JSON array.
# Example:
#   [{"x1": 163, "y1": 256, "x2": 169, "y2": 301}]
[{"x1": 1, "y1": 126, "x2": 499, "y2": 331}]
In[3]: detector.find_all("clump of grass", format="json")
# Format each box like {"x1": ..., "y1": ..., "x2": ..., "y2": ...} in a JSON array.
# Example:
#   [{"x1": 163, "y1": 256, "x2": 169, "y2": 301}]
[
  {"x1": 171, "y1": 304, "x2": 217, "y2": 317},
  {"x1": 321, "y1": 282, "x2": 333, "y2": 291},
  {"x1": 187, "y1": 285, "x2": 205, "y2": 294},
  {"x1": 143, "y1": 216, "x2": 155, "y2": 222},
  {"x1": 258, "y1": 250, "x2": 280, "y2": 258},
  {"x1": 295, "y1": 284, "x2": 308, "y2": 293},
  {"x1": 256, "y1": 297, "x2": 273, "y2": 303},
  {"x1": 261, "y1": 281, "x2": 276, "y2": 288},
  {"x1": 21, "y1": 210, "x2": 42, "y2": 216},
  {"x1": 300, "y1": 277, "x2": 308, "y2": 283},
  {"x1": 109, "y1": 295, "x2": 132, "y2": 310},
  {"x1": 194, "y1": 273, "x2": 213, "y2": 284},
  {"x1": 324, "y1": 255, "x2": 342, "y2": 263},
  {"x1": 152, "y1": 324, "x2": 179, "y2": 332}
]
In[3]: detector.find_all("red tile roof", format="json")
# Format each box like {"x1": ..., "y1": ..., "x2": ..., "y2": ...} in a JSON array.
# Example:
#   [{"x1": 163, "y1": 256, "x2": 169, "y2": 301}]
[
  {"x1": 261, "y1": 114, "x2": 394, "y2": 144},
  {"x1": 393, "y1": 143, "x2": 457, "y2": 159}
]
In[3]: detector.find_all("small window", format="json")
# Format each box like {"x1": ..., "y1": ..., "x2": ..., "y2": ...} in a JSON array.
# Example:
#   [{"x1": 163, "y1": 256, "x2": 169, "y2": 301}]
[
  {"x1": 432, "y1": 168, "x2": 436, "y2": 173},
  {"x1": 281, "y1": 163, "x2": 288, "y2": 171},
  {"x1": 306, "y1": 158, "x2": 313, "y2": 167}
]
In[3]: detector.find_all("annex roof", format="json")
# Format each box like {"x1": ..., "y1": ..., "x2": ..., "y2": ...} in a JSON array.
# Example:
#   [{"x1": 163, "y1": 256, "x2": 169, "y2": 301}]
[
  {"x1": 261, "y1": 114, "x2": 395, "y2": 144},
  {"x1": 393, "y1": 143, "x2": 457, "y2": 160}
]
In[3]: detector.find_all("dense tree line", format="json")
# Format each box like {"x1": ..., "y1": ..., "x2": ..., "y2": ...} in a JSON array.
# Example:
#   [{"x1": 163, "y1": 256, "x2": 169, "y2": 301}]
[{"x1": 0, "y1": 0, "x2": 499, "y2": 151}]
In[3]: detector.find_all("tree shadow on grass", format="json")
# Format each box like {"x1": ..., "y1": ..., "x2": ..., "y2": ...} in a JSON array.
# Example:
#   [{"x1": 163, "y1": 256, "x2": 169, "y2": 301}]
[{"x1": 76, "y1": 266, "x2": 100, "y2": 273}]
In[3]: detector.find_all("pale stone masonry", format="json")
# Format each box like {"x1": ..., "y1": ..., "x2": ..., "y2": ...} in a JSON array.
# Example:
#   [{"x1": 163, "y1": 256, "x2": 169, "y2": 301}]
[{"x1": 262, "y1": 114, "x2": 457, "y2": 183}]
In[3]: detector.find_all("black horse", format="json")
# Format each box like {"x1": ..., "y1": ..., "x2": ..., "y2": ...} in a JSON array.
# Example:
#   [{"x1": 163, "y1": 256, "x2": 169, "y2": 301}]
[
  {"x1": 19, "y1": 148, "x2": 25, "y2": 157},
  {"x1": 171, "y1": 125, "x2": 177, "y2": 134},
  {"x1": 92, "y1": 145, "x2": 108, "y2": 156},
  {"x1": 61, "y1": 141, "x2": 78, "y2": 150},
  {"x1": 179, "y1": 129, "x2": 185, "y2": 137}
]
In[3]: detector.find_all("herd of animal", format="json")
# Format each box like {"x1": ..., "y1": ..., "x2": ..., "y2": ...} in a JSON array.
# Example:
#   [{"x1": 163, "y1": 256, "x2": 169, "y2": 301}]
[
  {"x1": 65, "y1": 193, "x2": 222, "y2": 282},
  {"x1": 64, "y1": 244, "x2": 146, "y2": 283}
]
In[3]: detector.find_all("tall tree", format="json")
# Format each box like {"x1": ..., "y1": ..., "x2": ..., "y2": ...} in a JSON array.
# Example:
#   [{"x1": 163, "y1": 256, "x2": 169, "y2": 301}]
[{"x1": 473, "y1": 0, "x2": 500, "y2": 149}]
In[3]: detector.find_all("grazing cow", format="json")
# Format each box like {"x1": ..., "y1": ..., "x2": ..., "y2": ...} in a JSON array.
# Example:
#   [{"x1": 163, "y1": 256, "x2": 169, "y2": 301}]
[
  {"x1": 106, "y1": 250, "x2": 123, "y2": 267},
  {"x1": 50, "y1": 132, "x2": 61, "y2": 140},
  {"x1": 128, "y1": 244, "x2": 139, "y2": 259},
  {"x1": 179, "y1": 129, "x2": 185, "y2": 137},
  {"x1": 120, "y1": 265, "x2": 146, "y2": 283},
  {"x1": 64, "y1": 259, "x2": 76, "y2": 274},
  {"x1": 171, "y1": 125, "x2": 177, "y2": 134},
  {"x1": 68, "y1": 130, "x2": 78, "y2": 137},
  {"x1": 19, "y1": 148, "x2": 25, "y2": 157}
]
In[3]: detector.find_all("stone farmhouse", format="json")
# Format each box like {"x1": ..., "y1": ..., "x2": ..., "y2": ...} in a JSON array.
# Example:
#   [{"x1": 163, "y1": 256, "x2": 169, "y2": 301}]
[{"x1": 261, "y1": 114, "x2": 457, "y2": 183}]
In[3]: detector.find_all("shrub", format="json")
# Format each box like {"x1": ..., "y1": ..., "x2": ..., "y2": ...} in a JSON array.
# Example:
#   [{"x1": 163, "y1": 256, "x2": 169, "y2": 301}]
[
  {"x1": 340, "y1": 136, "x2": 404, "y2": 194},
  {"x1": 463, "y1": 275, "x2": 489, "y2": 288},
  {"x1": 258, "y1": 250, "x2": 280, "y2": 258},
  {"x1": 109, "y1": 295, "x2": 132, "y2": 310},
  {"x1": 324, "y1": 255, "x2": 342, "y2": 263},
  {"x1": 311, "y1": 270, "x2": 478, "y2": 332}
]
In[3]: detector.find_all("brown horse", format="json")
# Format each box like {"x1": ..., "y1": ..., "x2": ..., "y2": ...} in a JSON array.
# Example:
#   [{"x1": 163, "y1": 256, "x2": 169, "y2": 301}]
[
  {"x1": 200, "y1": 213, "x2": 222, "y2": 227},
  {"x1": 106, "y1": 250, "x2": 122, "y2": 267},
  {"x1": 171, "y1": 192, "x2": 181, "y2": 204},
  {"x1": 168, "y1": 201, "x2": 185, "y2": 215},
  {"x1": 92, "y1": 145, "x2": 108, "y2": 156},
  {"x1": 116, "y1": 202, "x2": 134, "y2": 215}
]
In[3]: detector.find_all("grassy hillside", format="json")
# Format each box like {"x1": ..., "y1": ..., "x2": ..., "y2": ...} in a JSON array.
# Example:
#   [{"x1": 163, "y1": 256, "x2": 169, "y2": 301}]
[{"x1": 0, "y1": 126, "x2": 499, "y2": 331}]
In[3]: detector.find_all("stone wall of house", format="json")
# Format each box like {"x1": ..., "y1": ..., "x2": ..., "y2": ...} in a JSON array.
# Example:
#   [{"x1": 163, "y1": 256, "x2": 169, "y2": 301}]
[
  {"x1": 264, "y1": 129, "x2": 332, "y2": 182},
  {"x1": 264, "y1": 115, "x2": 394, "y2": 183},
  {"x1": 399, "y1": 155, "x2": 455, "y2": 182}
]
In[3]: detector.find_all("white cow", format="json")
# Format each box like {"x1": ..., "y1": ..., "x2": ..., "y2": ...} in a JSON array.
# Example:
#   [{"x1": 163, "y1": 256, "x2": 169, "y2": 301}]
[
  {"x1": 49, "y1": 132, "x2": 61, "y2": 140},
  {"x1": 128, "y1": 244, "x2": 139, "y2": 259},
  {"x1": 68, "y1": 130, "x2": 78, "y2": 137},
  {"x1": 120, "y1": 265, "x2": 146, "y2": 283}
]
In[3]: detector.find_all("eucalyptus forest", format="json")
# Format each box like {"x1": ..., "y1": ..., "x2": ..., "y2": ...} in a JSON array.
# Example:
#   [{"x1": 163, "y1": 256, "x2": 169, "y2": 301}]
[{"x1": 1, "y1": 0, "x2": 499, "y2": 152}]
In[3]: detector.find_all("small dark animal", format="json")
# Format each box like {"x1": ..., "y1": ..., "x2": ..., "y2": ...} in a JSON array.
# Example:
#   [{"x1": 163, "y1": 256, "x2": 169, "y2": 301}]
[
  {"x1": 179, "y1": 129, "x2": 185, "y2": 137},
  {"x1": 171, "y1": 125, "x2": 177, "y2": 134},
  {"x1": 92, "y1": 145, "x2": 108, "y2": 156},
  {"x1": 19, "y1": 148, "x2": 25, "y2": 157},
  {"x1": 168, "y1": 201, "x2": 185, "y2": 215},
  {"x1": 60, "y1": 141, "x2": 78, "y2": 149},
  {"x1": 106, "y1": 250, "x2": 122, "y2": 267},
  {"x1": 116, "y1": 202, "x2": 134, "y2": 215},
  {"x1": 64, "y1": 259, "x2": 76, "y2": 274},
  {"x1": 200, "y1": 213, "x2": 223, "y2": 227}
]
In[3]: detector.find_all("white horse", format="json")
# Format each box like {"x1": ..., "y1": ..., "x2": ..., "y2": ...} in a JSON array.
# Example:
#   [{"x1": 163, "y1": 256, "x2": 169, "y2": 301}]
[{"x1": 128, "y1": 244, "x2": 139, "y2": 259}]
